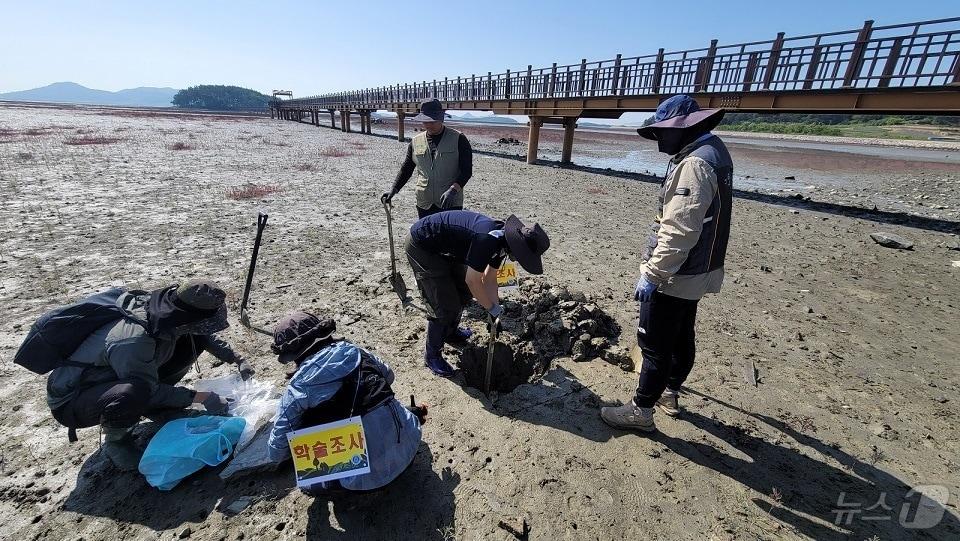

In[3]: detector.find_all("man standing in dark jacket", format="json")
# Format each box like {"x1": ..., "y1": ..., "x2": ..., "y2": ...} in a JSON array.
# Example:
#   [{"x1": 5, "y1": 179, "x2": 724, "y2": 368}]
[
  {"x1": 381, "y1": 98, "x2": 473, "y2": 218},
  {"x1": 601, "y1": 95, "x2": 733, "y2": 433},
  {"x1": 47, "y1": 279, "x2": 253, "y2": 470}
]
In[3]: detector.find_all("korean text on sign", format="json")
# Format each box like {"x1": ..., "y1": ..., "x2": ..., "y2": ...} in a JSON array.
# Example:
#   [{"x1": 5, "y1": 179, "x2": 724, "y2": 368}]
[
  {"x1": 497, "y1": 261, "x2": 519, "y2": 291},
  {"x1": 287, "y1": 416, "x2": 371, "y2": 488}
]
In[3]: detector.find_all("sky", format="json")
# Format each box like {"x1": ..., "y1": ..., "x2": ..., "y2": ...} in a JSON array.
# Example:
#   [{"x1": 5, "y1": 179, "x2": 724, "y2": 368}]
[{"x1": 1, "y1": 0, "x2": 957, "y2": 97}]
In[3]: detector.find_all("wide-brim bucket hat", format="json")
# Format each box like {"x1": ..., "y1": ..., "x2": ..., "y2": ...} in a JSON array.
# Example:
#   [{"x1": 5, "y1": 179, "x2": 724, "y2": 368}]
[
  {"x1": 412, "y1": 98, "x2": 445, "y2": 122},
  {"x1": 271, "y1": 310, "x2": 337, "y2": 364},
  {"x1": 504, "y1": 215, "x2": 550, "y2": 275},
  {"x1": 636, "y1": 94, "x2": 725, "y2": 140}
]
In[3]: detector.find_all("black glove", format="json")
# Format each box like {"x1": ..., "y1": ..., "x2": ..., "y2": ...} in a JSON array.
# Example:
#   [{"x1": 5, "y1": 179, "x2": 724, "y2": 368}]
[
  {"x1": 438, "y1": 186, "x2": 458, "y2": 209},
  {"x1": 236, "y1": 358, "x2": 255, "y2": 381},
  {"x1": 201, "y1": 392, "x2": 231, "y2": 415},
  {"x1": 381, "y1": 190, "x2": 395, "y2": 205}
]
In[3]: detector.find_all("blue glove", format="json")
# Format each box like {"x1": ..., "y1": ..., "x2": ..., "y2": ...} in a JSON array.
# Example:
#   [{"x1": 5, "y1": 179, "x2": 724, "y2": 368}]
[
  {"x1": 438, "y1": 186, "x2": 459, "y2": 209},
  {"x1": 488, "y1": 303, "x2": 504, "y2": 318},
  {"x1": 634, "y1": 276, "x2": 657, "y2": 303}
]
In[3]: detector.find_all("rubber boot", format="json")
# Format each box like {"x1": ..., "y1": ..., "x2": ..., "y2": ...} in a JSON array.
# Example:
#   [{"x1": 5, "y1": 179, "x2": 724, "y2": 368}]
[
  {"x1": 443, "y1": 310, "x2": 472, "y2": 345},
  {"x1": 424, "y1": 321, "x2": 454, "y2": 378},
  {"x1": 101, "y1": 426, "x2": 143, "y2": 471}
]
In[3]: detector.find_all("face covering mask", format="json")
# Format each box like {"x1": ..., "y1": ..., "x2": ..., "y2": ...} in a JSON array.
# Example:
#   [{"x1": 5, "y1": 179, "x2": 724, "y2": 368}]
[
  {"x1": 656, "y1": 128, "x2": 707, "y2": 156},
  {"x1": 656, "y1": 130, "x2": 686, "y2": 155}
]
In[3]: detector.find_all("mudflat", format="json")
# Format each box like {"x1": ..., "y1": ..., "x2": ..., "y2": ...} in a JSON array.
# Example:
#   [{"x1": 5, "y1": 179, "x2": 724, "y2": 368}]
[{"x1": 1, "y1": 103, "x2": 958, "y2": 540}]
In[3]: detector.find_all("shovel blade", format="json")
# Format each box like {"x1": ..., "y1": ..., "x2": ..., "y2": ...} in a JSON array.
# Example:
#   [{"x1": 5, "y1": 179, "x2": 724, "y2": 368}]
[{"x1": 389, "y1": 272, "x2": 409, "y2": 302}]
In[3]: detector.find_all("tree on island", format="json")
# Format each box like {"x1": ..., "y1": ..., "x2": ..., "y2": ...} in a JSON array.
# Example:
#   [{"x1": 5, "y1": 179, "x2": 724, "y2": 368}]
[{"x1": 172, "y1": 85, "x2": 272, "y2": 111}]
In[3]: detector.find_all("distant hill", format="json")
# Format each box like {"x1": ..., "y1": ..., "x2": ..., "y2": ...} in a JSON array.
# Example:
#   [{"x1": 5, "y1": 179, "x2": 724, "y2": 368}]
[
  {"x1": 448, "y1": 114, "x2": 521, "y2": 125},
  {"x1": 0, "y1": 82, "x2": 178, "y2": 107}
]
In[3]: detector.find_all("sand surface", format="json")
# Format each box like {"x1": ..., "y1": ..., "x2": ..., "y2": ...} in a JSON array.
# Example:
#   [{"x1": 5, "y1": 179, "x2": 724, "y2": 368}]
[{"x1": 1, "y1": 103, "x2": 959, "y2": 540}]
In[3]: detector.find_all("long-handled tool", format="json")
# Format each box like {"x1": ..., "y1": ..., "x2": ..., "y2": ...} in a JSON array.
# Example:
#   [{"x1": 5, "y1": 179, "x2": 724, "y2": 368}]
[
  {"x1": 382, "y1": 199, "x2": 408, "y2": 302},
  {"x1": 240, "y1": 212, "x2": 269, "y2": 334},
  {"x1": 484, "y1": 315, "x2": 501, "y2": 394}
]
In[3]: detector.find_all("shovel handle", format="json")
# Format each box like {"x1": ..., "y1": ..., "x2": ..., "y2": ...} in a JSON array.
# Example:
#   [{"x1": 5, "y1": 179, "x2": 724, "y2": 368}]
[{"x1": 484, "y1": 315, "x2": 500, "y2": 394}]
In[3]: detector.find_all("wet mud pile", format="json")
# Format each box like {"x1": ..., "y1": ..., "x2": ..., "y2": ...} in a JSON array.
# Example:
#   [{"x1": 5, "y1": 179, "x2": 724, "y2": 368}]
[{"x1": 458, "y1": 280, "x2": 630, "y2": 392}]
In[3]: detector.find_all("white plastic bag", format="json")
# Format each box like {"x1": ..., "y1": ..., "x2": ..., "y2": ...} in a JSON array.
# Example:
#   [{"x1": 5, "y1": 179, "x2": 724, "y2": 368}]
[{"x1": 194, "y1": 374, "x2": 279, "y2": 450}]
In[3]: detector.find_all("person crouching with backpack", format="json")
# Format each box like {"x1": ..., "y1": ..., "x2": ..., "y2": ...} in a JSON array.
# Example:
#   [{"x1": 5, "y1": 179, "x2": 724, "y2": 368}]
[
  {"x1": 266, "y1": 311, "x2": 425, "y2": 492},
  {"x1": 45, "y1": 280, "x2": 253, "y2": 471}
]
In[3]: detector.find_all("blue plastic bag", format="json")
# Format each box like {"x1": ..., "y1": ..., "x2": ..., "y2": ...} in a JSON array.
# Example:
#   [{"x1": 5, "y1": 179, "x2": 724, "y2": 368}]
[{"x1": 139, "y1": 415, "x2": 246, "y2": 491}]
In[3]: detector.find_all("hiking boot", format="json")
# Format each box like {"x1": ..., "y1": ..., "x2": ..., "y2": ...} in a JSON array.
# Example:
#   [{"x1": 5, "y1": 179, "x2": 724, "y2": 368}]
[
  {"x1": 101, "y1": 426, "x2": 143, "y2": 471},
  {"x1": 656, "y1": 389, "x2": 681, "y2": 417},
  {"x1": 425, "y1": 351, "x2": 455, "y2": 378},
  {"x1": 600, "y1": 401, "x2": 656, "y2": 432},
  {"x1": 444, "y1": 327, "x2": 473, "y2": 345}
]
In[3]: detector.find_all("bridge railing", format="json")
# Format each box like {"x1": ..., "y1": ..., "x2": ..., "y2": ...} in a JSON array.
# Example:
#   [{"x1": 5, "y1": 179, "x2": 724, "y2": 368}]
[{"x1": 278, "y1": 17, "x2": 960, "y2": 110}]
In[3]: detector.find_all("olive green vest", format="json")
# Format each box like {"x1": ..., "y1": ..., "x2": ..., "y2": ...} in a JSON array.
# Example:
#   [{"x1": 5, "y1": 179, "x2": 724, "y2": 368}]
[{"x1": 412, "y1": 127, "x2": 463, "y2": 209}]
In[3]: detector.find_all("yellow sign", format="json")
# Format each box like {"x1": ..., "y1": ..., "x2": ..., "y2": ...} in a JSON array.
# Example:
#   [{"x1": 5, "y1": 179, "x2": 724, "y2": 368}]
[
  {"x1": 497, "y1": 261, "x2": 519, "y2": 290},
  {"x1": 287, "y1": 416, "x2": 370, "y2": 488}
]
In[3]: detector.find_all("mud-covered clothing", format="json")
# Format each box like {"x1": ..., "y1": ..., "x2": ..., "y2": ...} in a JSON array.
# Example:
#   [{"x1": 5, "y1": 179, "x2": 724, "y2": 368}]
[
  {"x1": 633, "y1": 292, "x2": 699, "y2": 407},
  {"x1": 268, "y1": 341, "x2": 421, "y2": 491},
  {"x1": 46, "y1": 291, "x2": 241, "y2": 413},
  {"x1": 408, "y1": 210, "x2": 506, "y2": 273},
  {"x1": 391, "y1": 127, "x2": 473, "y2": 210},
  {"x1": 641, "y1": 134, "x2": 732, "y2": 301}
]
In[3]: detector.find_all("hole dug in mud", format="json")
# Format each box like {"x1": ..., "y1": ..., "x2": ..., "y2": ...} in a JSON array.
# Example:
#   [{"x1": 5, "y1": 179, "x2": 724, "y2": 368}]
[{"x1": 458, "y1": 280, "x2": 629, "y2": 393}]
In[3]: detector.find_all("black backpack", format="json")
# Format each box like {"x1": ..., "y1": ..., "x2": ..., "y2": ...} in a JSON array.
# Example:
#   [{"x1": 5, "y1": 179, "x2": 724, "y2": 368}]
[{"x1": 14, "y1": 287, "x2": 148, "y2": 374}]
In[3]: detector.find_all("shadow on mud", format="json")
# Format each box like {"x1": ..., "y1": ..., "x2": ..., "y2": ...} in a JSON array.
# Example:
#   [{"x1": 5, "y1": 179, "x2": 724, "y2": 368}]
[
  {"x1": 474, "y1": 149, "x2": 960, "y2": 234},
  {"x1": 455, "y1": 364, "x2": 618, "y2": 444},
  {"x1": 653, "y1": 390, "x2": 960, "y2": 540},
  {"x1": 305, "y1": 443, "x2": 459, "y2": 540}
]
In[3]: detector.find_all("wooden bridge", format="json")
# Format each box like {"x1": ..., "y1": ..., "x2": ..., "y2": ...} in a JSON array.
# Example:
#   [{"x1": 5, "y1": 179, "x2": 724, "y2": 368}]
[{"x1": 271, "y1": 17, "x2": 960, "y2": 164}]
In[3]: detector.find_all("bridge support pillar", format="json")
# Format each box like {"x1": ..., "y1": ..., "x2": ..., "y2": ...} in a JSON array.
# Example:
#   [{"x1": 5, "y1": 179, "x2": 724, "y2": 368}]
[
  {"x1": 360, "y1": 113, "x2": 368, "y2": 134},
  {"x1": 527, "y1": 116, "x2": 544, "y2": 164},
  {"x1": 269, "y1": 108, "x2": 274, "y2": 120},
  {"x1": 345, "y1": 111, "x2": 352, "y2": 132},
  {"x1": 330, "y1": 110, "x2": 336, "y2": 128},
  {"x1": 397, "y1": 113, "x2": 405, "y2": 141},
  {"x1": 561, "y1": 117, "x2": 577, "y2": 164}
]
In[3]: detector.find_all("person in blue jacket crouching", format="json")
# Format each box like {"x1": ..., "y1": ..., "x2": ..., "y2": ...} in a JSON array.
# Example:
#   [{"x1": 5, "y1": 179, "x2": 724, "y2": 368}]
[{"x1": 266, "y1": 310, "x2": 425, "y2": 491}]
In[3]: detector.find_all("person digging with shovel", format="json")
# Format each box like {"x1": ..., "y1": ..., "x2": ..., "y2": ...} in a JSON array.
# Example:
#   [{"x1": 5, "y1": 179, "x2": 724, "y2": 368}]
[
  {"x1": 600, "y1": 95, "x2": 733, "y2": 433},
  {"x1": 404, "y1": 210, "x2": 550, "y2": 377}
]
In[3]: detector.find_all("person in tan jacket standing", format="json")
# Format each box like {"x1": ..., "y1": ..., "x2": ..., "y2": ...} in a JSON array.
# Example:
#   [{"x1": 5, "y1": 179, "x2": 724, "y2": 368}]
[
  {"x1": 601, "y1": 95, "x2": 732, "y2": 433},
  {"x1": 381, "y1": 98, "x2": 473, "y2": 218}
]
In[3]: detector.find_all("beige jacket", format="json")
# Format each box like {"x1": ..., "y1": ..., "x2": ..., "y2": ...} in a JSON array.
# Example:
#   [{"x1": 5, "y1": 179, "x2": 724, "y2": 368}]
[{"x1": 641, "y1": 156, "x2": 725, "y2": 300}]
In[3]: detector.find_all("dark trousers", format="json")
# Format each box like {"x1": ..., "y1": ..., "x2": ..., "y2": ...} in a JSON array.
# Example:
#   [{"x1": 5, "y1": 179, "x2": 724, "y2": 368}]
[
  {"x1": 416, "y1": 205, "x2": 463, "y2": 219},
  {"x1": 404, "y1": 237, "x2": 471, "y2": 355},
  {"x1": 633, "y1": 292, "x2": 699, "y2": 408},
  {"x1": 52, "y1": 336, "x2": 199, "y2": 430},
  {"x1": 52, "y1": 379, "x2": 152, "y2": 429}
]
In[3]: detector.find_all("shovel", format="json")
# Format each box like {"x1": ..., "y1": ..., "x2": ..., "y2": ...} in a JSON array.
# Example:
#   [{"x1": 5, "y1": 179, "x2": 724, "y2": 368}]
[
  {"x1": 484, "y1": 315, "x2": 501, "y2": 394},
  {"x1": 239, "y1": 212, "x2": 271, "y2": 336},
  {"x1": 382, "y1": 199, "x2": 409, "y2": 302}
]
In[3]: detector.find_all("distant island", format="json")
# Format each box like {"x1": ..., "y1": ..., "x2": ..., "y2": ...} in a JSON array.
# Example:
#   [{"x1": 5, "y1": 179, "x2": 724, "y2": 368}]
[
  {"x1": 172, "y1": 85, "x2": 272, "y2": 111},
  {"x1": 0, "y1": 82, "x2": 274, "y2": 111}
]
